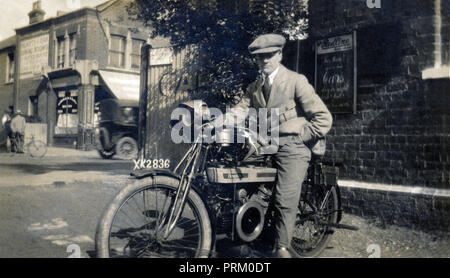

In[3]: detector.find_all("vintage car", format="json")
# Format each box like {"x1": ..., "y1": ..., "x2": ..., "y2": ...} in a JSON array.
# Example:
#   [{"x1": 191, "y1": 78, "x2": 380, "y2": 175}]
[{"x1": 95, "y1": 98, "x2": 139, "y2": 160}]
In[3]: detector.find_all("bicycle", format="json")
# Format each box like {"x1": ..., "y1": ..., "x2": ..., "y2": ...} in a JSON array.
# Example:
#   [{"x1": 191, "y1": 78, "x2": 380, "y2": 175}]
[{"x1": 10, "y1": 134, "x2": 47, "y2": 158}]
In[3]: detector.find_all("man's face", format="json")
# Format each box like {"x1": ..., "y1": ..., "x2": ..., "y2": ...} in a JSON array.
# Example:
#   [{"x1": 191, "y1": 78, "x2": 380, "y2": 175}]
[{"x1": 255, "y1": 51, "x2": 282, "y2": 75}]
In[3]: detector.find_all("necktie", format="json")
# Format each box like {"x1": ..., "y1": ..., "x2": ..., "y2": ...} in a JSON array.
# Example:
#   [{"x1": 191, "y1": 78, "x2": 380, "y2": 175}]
[{"x1": 262, "y1": 75, "x2": 271, "y2": 103}]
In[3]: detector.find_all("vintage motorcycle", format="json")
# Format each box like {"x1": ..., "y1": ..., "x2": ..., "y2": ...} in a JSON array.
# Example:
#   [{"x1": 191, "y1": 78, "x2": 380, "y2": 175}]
[{"x1": 95, "y1": 101, "x2": 354, "y2": 258}]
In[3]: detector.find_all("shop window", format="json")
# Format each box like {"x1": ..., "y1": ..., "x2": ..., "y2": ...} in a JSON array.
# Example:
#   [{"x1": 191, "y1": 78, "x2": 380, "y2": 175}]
[
  {"x1": 6, "y1": 52, "x2": 14, "y2": 83},
  {"x1": 109, "y1": 35, "x2": 126, "y2": 68},
  {"x1": 131, "y1": 39, "x2": 144, "y2": 70},
  {"x1": 55, "y1": 90, "x2": 79, "y2": 135}
]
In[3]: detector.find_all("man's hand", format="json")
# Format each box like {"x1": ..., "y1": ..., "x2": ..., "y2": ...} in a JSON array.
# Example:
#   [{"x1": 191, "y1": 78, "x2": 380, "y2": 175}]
[{"x1": 243, "y1": 140, "x2": 261, "y2": 161}]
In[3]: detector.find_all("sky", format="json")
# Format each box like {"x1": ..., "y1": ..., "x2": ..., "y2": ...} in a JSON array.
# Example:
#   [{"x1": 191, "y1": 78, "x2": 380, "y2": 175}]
[{"x1": 0, "y1": 0, "x2": 108, "y2": 41}]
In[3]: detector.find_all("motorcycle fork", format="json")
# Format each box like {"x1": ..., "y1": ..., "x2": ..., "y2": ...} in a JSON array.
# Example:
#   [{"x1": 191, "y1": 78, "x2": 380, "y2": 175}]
[{"x1": 163, "y1": 143, "x2": 202, "y2": 239}]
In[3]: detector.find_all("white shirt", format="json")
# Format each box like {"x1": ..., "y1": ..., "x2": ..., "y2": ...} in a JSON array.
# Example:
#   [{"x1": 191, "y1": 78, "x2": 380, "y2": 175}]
[
  {"x1": 266, "y1": 66, "x2": 279, "y2": 86},
  {"x1": 1, "y1": 114, "x2": 10, "y2": 128}
]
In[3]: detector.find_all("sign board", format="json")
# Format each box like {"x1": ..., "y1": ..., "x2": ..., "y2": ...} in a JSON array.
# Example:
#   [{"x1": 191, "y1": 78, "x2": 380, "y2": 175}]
[
  {"x1": 57, "y1": 90, "x2": 78, "y2": 114},
  {"x1": 315, "y1": 32, "x2": 357, "y2": 114},
  {"x1": 20, "y1": 34, "x2": 49, "y2": 79},
  {"x1": 150, "y1": 47, "x2": 173, "y2": 66}
]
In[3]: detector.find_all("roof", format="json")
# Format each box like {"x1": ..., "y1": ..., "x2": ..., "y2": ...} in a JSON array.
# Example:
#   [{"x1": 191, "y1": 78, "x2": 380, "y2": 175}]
[
  {"x1": 0, "y1": 35, "x2": 16, "y2": 50},
  {"x1": 15, "y1": 0, "x2": 114, "y2": 33},
  {"x1": 96, "y1": 0, "x2": 121, "y2": 12}
]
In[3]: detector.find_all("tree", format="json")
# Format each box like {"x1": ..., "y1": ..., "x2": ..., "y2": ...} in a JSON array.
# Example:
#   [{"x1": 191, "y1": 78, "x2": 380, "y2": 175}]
[{"x1": 128, "y1": 0, "x2": 309, "y2": 107}]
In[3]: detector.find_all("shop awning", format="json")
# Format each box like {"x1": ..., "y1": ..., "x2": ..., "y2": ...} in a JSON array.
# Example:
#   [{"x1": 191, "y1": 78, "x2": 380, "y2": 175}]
[{"x1": 98, "y1": 70, "x2": 140, "y2": 102}]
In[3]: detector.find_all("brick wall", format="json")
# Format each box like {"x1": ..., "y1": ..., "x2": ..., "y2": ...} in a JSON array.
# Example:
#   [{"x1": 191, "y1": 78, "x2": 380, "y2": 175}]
[
  {"x1": 305, "y1": 0, "x2": 450, "y2": 230},
  {"x1": 308, "y1": 0, "x2": 450, "y2": 189},
  {"x1": 340, "y1": 186, "x2": 450, "y2": 231},
  {"x1": 0, "y1": 52, "x2": 8, "y2": 85}
]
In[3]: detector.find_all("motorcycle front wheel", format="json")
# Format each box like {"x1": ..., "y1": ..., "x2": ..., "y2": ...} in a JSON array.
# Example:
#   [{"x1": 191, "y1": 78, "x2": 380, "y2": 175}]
[{"x1": 95, "y1": 176, "x2": 212, "y2": 258}]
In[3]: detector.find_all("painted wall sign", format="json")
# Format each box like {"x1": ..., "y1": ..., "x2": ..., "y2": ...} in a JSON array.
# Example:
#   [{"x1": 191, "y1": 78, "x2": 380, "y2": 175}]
[
  {"x1": 315, "y1": 32, "x2": 357, "y2": 114},
  {"x1": 20, "y1": 34, "x2": 49, "y2": 79},
  {"x1": 150, "y1": 47, "x2": 173, "y2": 66}
]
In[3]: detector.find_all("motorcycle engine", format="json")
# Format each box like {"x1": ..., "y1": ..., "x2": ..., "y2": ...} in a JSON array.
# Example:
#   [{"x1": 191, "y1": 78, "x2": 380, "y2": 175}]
[
  {"x1": 206, "y1": 166, "x2": 275, "y2": 242},
  {"x1": 235, "y1": 183, "x2": 272, "y2": 242}
]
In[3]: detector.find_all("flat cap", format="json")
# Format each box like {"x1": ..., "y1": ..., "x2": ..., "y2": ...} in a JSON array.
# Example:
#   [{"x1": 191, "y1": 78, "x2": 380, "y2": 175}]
[{"x1": 248, "y1": 34, "x2": 286, "y2": 55}]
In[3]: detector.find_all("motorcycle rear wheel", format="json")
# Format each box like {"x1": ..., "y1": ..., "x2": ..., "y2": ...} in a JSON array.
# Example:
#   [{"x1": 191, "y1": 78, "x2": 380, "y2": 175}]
[
  {"x1": 95, "y1": 176, "x2": 212, "y2": 258},
  {"x1": 290, "y1": 183, "x2": 339, "y2": 257}
]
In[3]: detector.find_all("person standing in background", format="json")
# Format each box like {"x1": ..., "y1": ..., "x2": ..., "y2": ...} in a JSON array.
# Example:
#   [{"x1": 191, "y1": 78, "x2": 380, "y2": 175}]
[
  {"x1": 2, "y1": 107, "x2": 13, "y2": 152},
  {"x1": 10, "y1": 110, "x2": 26, "y2": 153}
]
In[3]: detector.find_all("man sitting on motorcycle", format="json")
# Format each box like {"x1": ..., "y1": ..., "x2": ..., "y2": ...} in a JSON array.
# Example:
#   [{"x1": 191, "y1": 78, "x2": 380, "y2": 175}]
[{"x1": 233, "y1": 33, "x2": 333, "y2": 258}]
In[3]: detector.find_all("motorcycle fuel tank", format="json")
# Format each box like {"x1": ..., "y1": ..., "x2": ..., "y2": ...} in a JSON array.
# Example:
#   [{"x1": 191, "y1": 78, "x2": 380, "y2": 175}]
[{"x1": 206, "y1": 166, "x2": 277, "y2": 184}]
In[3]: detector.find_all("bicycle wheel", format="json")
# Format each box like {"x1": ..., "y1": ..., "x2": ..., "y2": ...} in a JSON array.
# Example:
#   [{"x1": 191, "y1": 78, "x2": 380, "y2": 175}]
[
  {"x1": 290, "y1": 182, "x2": 339, "y2": 257},
  {"x1": 27, "y1": 140, "x2": 47, "y2": 158},
  {"x1": 96, "y1": 176, "x2": 212, "y2": 258}
]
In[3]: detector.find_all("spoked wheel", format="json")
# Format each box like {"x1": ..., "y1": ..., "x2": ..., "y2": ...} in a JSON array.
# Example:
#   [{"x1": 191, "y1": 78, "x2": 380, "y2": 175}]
[
  {"x1": 27, "y1": 140, "x2": 47, "y2": 158},
  {"x1": 96, "y1": 176, "x2": 212, "y2": 258},
  {"x1": 290, "y1": 182, "x2": 338, "y2": 257},
  {"x1": 115, "y1": 137, "x2": 138, "y2": 160}
]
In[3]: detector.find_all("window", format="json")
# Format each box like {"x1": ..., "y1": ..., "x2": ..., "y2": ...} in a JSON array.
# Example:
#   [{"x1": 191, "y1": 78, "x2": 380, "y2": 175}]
[
  {"x1": 69, "y1": 34, "x2": 77, "y2": 66},
  {"x1": 56, "y1": 33, "x2": 77, "y2": 69},
  {"x1": 131, "y1": 39, "x2": 144, "y2": 70},
  {"x1": 109, "y1": 35, "x2": 126, "y2": 68},
  {"x1": 28, "y1": 96, "x2": 37, "y2": 117},
  {"x1": 7, "y1": 52, "x2": 14, "y2": 83},
  {"x1": 55, "y1": 90, "x2": 79, "y2": 135},
  {"x1": 57, "y1": 37, "x2": 66, "y2": 69}
]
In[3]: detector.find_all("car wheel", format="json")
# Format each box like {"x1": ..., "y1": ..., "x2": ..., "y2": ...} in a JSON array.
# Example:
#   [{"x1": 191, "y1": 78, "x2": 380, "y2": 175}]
[{"x1": 115, "y1": 137, "x2": 138, "y2": 160}]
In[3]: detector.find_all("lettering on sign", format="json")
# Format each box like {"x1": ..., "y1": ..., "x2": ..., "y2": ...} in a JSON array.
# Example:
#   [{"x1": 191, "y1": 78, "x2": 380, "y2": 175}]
[
  {"x1": 315, "y1": 33, "x2": 357, "y2": 114},
  {"x1": 20, "y1": 34, "x2": 49, "y2": 79},
  {"x1": 150, "y1": 48, "x2": 173, "y2": 66},
  {"x1": 316, "y1": 35, "x2": 353, "y2": 55}
]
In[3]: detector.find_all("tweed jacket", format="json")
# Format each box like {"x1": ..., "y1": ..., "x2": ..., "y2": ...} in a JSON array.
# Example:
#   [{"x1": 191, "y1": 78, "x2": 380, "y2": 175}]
[{"x1": 236, "y1": 65, "x2": 332, "y2": 145}]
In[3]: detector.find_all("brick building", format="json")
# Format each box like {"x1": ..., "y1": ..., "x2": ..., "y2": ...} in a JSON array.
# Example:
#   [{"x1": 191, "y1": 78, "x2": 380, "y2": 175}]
[
  {"x1": 0, "y1": 0, "x2": 168, "y2": 148},
  {"x1": 295, "y1": 0, "x2": 449, "y2": 230},
  {"x1": 0, "y1": 35, "x2": 16, "y2": 148}
]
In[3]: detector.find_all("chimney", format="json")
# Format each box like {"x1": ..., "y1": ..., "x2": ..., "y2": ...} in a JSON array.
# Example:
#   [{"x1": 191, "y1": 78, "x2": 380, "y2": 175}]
[{"x1": 28, "y1": 0, "x2": 46, "y2": 25}]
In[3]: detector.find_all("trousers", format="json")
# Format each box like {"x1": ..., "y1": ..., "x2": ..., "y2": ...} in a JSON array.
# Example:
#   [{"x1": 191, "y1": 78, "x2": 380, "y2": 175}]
[
  {"x1": 12, "y1": 132, "x2": 25, "y2": 153},
  {"x1": 248, "y1": 135, "x2": 311, "y2": 248}
]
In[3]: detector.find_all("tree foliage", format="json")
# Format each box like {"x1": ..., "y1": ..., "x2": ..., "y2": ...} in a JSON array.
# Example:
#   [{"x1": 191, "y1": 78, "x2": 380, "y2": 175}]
[{"x1": 128, "y1": 0, "x2": 308, "y2": 106}]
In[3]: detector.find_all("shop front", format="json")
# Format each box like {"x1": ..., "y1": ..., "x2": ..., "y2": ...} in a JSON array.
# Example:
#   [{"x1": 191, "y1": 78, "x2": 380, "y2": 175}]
[
  {"x1": 47, "y1": 71, "x2": 81, "y2": 147},
  {"x1": 45, "y1": 68, "x2": 140, "y2": 148}
]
